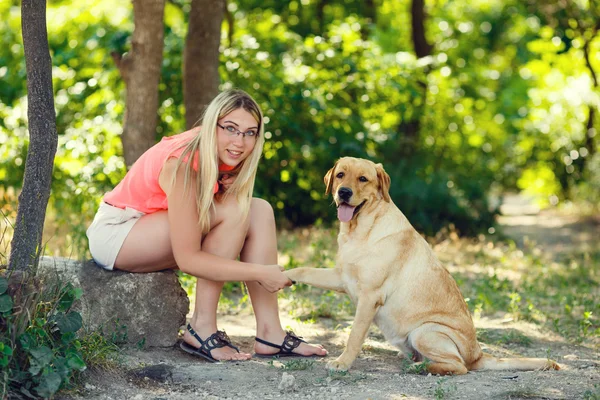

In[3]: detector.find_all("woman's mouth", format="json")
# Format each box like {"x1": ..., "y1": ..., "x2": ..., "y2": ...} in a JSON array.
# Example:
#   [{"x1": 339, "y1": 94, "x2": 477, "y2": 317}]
[{"x1": 227, "y1": 149, "x2": 243, "y2": 159}]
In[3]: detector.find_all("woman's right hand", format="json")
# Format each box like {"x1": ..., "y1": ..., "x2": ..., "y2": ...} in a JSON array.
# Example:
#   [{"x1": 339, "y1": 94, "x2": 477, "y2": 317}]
[{"x1": 257, "y1": 265, "x2": 293, "y2": 293}]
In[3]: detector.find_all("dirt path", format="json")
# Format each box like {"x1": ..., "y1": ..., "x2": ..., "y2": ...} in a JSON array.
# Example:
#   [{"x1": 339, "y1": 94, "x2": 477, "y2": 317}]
[
  {"x1": 66, "y1": 198, "x2": 600, "y2": 400},
  {"x1": 497, "y1": 193, "x2": 599, "y2": 256}
]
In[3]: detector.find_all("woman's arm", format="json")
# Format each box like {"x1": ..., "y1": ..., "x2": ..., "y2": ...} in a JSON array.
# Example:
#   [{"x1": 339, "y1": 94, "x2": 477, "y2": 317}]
[{"x1": 159, "y1": 158, "x2": 291, "y2": 292}]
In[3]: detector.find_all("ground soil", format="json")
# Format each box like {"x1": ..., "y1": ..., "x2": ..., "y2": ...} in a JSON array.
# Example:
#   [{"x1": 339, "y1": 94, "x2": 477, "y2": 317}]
[{"x1": 64, "y1": 197, "x2": 600, "y2": 400}]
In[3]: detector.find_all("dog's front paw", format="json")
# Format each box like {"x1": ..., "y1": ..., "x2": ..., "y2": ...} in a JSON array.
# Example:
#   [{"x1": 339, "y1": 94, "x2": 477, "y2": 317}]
[
  {"x1": 327, "y1": 358, "x2": 351, "y2": 371},
  {"x1": 283, "y1": 269, "x2": 298, "y2": 281}
]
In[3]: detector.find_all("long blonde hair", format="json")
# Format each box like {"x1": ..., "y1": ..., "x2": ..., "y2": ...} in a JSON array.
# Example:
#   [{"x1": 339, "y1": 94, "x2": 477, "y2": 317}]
[{"x1": 175, "y1": 89, "x2": 265, "y2": 233}]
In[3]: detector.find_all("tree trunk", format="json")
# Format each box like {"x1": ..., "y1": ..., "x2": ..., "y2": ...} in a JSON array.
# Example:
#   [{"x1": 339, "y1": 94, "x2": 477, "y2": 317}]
[
  {"x1": 411, "y1": 0, "x2": 432, "y2": 59},
  {"x1": 112, "y1": 0, "x2": 165, "y2": 168},
  {"x1": 361, "y1": 0, "x2": 376, "y2": 40},
  {"x1": 583, "y1": 39, "x2": 597, "y2": 159},
  {"x1": 9, "y1": 0, "x2": 57, "y2": 272},
  {"x1": 184, "y1": 0, "x2": 225, "y2": 129},
  {"x1": 394, "y1": 0, "x2": 432, "y2": 160}
]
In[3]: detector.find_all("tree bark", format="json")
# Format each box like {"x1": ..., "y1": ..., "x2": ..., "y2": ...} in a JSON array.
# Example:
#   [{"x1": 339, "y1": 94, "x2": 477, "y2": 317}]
[
  {"x1": 394, "y1": 0, "x2": 432, "y2": 160},
  {"x1": 361, "y1": 0, "x2": 376, "y2": 40},
  {"x1": 9, "y1": 0, "x2": 57, "y2": 272},
  {"x1": 411, "y1": 0, "x2": 432, "y2": 59},
  {"x1": 112, "y1": 0, "x2": 165, "y2": 168},
  {"x1": 582, "y1": 37, "x2": 598, "y2": 159},
  {"x1": 184, "y1": 0, "x2": 225, "y2": 129}
]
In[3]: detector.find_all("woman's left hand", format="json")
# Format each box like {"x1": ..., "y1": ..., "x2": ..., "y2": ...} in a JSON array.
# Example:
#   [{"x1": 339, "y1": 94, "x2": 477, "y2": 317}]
[{"x1": 218, "y1": 173, "x2": 236, "y2": 192}]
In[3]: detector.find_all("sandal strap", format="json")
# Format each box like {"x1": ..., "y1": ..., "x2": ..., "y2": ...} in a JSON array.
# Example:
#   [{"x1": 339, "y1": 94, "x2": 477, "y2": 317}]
[
  {"x1": 255, "y1": 330, "x2": 306, "y2": 353},
  {"x1": 186, "y1": 323, "x2": 240, "y2": 356}
]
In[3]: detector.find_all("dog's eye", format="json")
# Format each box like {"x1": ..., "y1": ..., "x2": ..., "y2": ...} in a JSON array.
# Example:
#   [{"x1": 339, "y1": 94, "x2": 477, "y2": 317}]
[
  {"x1": 359, "y1": 176, "x2": 368, "y2": 182},
  {"x1": 336, "y1": 172, "x2": 344, "y2": 179}
]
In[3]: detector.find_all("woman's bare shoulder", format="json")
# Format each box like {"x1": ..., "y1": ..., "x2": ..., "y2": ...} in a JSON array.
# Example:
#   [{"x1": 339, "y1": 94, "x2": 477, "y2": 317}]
[{"x1": 159, "y1": 158, "x2": 190, "y2": 195}]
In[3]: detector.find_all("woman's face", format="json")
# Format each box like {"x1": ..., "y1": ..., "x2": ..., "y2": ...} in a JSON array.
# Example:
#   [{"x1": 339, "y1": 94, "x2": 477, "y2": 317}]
[{"x1": 216, "y1": 108, "x2": 259, "y2": 167}]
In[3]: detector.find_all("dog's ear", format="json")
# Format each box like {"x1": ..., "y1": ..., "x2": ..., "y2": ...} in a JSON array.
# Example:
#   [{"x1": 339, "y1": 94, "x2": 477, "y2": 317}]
[
  {"x1": 375, "y1": 163, "x2": 391, "y2": 202},
  {"x1": 324, "y1": 161, "x2": 338, "y2": 195}
]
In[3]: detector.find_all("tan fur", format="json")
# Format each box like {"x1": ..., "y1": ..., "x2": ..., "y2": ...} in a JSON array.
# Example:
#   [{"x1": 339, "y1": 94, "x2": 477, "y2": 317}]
[{"x1": 285, "y1": 157, "x2": 561, "y2": 374}]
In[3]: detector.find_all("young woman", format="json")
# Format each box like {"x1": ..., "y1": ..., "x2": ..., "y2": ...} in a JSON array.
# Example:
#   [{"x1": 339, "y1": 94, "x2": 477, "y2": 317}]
[{"x1": 87, "y1": 89, "x2": 327, "y2": 361}]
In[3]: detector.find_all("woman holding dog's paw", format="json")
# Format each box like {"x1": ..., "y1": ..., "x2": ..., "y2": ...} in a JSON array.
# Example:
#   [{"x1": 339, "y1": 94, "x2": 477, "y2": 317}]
[{"x1": 86, "y1": 89, "x2": 327, "y2": 362}]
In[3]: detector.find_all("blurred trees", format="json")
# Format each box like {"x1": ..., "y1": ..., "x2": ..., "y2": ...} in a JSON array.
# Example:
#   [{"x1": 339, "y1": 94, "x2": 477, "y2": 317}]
[
  {"x1": 528, "y1": 0, "x2": 599, "y2": 192},
  {"x1": 0, "y1": 0, "x2": 598, "y2": 257}
]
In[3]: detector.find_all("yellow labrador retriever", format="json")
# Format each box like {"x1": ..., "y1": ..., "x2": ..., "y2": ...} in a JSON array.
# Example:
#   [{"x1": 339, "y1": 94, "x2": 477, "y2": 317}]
[{"x1": 285, "y1": 157, "x2": 560, "y2": 374}]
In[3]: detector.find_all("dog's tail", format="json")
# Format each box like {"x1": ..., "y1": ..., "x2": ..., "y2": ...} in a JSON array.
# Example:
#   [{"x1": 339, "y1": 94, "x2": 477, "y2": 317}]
[{"x1": 470, "y1": 353, "x2": 560, "y2": 371}]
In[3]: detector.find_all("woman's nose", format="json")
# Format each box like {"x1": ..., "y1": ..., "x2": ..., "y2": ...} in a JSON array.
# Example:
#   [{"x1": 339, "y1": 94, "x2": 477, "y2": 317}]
[{"x1": 231, "y1": 134, "x2": 244, "y2": 146}]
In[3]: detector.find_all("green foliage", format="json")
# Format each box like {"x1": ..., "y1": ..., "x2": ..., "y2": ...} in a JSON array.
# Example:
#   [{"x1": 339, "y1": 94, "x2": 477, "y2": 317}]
[
  {"x1": 432, "y1": 377, "x2": 457, "y2": 400},
  {"x1": 268, "y1": 358, "x2": 315, "y2": 371},
  {"x1": 277, "y1": 226, "x2": 599, "y2": 349},
  {"x1": 1, "y1": 0, "x2": 599, "y2": 254},
  {"x1": 0, "y1": 273, "x2": 118, "y2": 398},
  {"x1": 584, "y1": 384, "x2": 600, "y2": 400},
  {"x1": 401, "y1": 357, "x2": 431, "y2": 375},
  {"x1": 476, "y1": 328, "x2": 533, "y2": 347}
]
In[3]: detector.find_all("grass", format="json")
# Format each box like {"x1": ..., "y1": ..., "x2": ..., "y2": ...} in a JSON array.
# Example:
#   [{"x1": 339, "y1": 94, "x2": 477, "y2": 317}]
[
  {"x1": 401, "y1": 357, "x2": 431, "y2": 375},
  {"x1": 276, "y1": 225, "x2": 599, "y2": 349},
  {"x1": 0, "y1": 216, "x2": 120, "y2": 398},
  {"x1": 584, "y1": 384, "x2": 600, "y2": 400},
  {"x1": 3, "y1": 194, "x2": 599, "y2": 353},
  {"x1": 268, "y1": 358, "x2": 316, "y2": 371},
  {"x1": 314, "y1": 369, "x2": 367, "y2": 385},
  {"x1": 476, "y1": 328, "x2": 533, "y2": 347},
  {"x1": 432, "y1": 377, "x2": 456, "y2": 400}
]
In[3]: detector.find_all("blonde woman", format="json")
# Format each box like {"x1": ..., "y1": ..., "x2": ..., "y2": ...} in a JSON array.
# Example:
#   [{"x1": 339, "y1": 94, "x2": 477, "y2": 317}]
[{"x1": 87, "y1": 89, "x2": 327, "y2": 362}]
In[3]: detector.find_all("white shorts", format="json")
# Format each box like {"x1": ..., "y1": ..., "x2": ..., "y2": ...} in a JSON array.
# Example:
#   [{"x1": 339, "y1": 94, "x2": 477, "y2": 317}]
[{"x1": 86, "y1": 202, "x2": 145, "y2": 270}]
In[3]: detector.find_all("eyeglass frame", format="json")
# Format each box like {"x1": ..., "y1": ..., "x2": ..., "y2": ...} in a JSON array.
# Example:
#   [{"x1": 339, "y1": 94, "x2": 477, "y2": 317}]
[{"x1": 217, "y1": 123, "x2": 259, "y2": 139}]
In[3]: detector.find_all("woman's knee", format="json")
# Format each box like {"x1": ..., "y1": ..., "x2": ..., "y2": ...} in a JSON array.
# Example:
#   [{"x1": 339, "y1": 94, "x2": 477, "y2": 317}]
[
  {"x1": 214, "y1": 194, "x2": 247, "y2": 224},
  {"x1": 250, "y1": 198, "x2": 275, "y2": 223}
]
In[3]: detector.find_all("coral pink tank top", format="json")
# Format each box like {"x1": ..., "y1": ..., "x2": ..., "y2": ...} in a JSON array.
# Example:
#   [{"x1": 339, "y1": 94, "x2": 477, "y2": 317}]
[{"x1": 103, "y1": 128, "x2": 234, "y2": 213}]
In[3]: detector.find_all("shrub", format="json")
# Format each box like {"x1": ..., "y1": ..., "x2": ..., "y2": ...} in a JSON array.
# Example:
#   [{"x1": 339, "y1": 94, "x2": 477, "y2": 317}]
[{"x1": 0, "y1": 272, "x2": 117, "y2": 398}]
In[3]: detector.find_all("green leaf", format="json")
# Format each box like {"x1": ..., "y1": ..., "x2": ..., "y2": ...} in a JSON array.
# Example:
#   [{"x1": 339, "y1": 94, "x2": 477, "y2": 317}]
[
  {"x1": 0, "y1": 294, "x2": 13, "y2": 313},
  {"x1": 72, "y1": 287, "x2": 83, "y2": 300},
  {"x1": 55, "y1": 311, "x2": 83, "y2": 333},
  {"x1": 60, "y1": 331, "x2": 76, "y2": 344},
  {"x1": 53, "y1": 357, "x2": 70, "y2": 380},
  {"x1": 29, "y1": 346, "x2": 52, "y2": 365},
  {"x1": 0, "y1": 277, "x2": 7, "y2": 294},
  {"x1": 34, "y1": 371, "x2": 62, "y2": 398},
  {"x1": 67, "y1": 353, "x2": 86, "y2": 371},
  {"x1": 19, "y1": 332, "x2": 35, "y2": 351},
  {"x1": 19, "y1": 386, "x2": 36, "y2": 399},
  {"x1": 28, "y1": 360, "x2": 42, "y2": 376}
]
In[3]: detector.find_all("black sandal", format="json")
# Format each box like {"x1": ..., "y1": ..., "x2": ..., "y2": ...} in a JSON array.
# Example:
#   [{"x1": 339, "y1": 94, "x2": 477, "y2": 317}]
[
  {"x1": 179, "y1": 323, "x2": 240, "y2": 362},
  {"x1": 254, "y1": 331, "x2": 318, "y2": 358}
]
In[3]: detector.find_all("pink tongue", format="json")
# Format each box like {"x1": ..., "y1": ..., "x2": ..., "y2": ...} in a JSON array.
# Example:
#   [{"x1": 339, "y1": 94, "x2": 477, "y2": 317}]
[{"x1": 337, "y1": 204, "x2": 356, "y2": 222}]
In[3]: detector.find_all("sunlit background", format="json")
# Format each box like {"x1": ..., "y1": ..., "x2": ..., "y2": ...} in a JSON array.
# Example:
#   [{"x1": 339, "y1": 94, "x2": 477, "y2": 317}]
[{"x1": 0, "y1": 0, "x2": 598, "y2": 258}]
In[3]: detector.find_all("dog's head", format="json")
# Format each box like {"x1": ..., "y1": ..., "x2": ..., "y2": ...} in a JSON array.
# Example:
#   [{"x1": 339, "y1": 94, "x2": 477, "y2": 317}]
[{"x1": 324, "y1": 157, "x2": 391, "y2": 223}]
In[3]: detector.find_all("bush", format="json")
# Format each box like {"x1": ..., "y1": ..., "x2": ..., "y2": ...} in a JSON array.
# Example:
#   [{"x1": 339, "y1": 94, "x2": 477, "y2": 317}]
[{"x1": 0, "y1": 272, "x2": 117, "y2": 398}]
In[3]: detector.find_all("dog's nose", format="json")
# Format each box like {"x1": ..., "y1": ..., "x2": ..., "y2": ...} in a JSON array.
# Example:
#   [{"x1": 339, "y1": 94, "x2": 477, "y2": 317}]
[{"x1": 338, "y1": 187, "x2": 353, "y2": 201}]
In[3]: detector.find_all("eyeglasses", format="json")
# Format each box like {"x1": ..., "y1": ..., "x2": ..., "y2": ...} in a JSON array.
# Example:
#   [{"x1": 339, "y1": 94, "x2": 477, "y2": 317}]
[{"x1": 217, "y1": 123, "x2": 259, "y2": 139}]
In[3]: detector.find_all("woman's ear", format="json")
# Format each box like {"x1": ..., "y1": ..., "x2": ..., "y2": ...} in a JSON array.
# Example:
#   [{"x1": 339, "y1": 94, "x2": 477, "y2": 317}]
[
  {"x1": 375, "y1": 163, "x2": 391, "y2": 202},
  {"x1": 324, "y1": 161, "x2": 338, "y2": 195}
]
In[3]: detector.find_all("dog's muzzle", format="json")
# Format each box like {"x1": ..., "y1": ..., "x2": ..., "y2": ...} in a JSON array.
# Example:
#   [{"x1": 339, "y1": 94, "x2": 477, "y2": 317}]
[{"x1": 337, "y1": 187, "x2": 353, "y2": 202}]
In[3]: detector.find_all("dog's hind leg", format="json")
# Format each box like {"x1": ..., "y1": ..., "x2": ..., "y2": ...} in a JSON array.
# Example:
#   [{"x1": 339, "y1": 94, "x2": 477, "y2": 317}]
[{"x1": 409, "y1": 326, "x2": 468, "y2": 376}]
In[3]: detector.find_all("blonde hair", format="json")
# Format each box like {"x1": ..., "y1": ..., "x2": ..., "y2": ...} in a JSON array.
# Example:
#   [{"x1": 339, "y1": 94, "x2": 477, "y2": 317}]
[{"x1": 175, "y1": 89, "x2": 265, "y2": 234}]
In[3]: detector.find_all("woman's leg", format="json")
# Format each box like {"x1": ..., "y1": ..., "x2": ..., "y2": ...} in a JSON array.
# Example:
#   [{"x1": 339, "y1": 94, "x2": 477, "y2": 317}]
[
  {"x1": 113, "y1": 210, "x2": 176, "y2": 272},
  {"x1": 115, "y1": 196, "x2": 252, "y2": 360},
  {"x1": 184, "y1": 195, "x2": 252, "y2": 361},
  {"x1": 242, "y1": 199, "x2": 327, "y2": 356}
]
